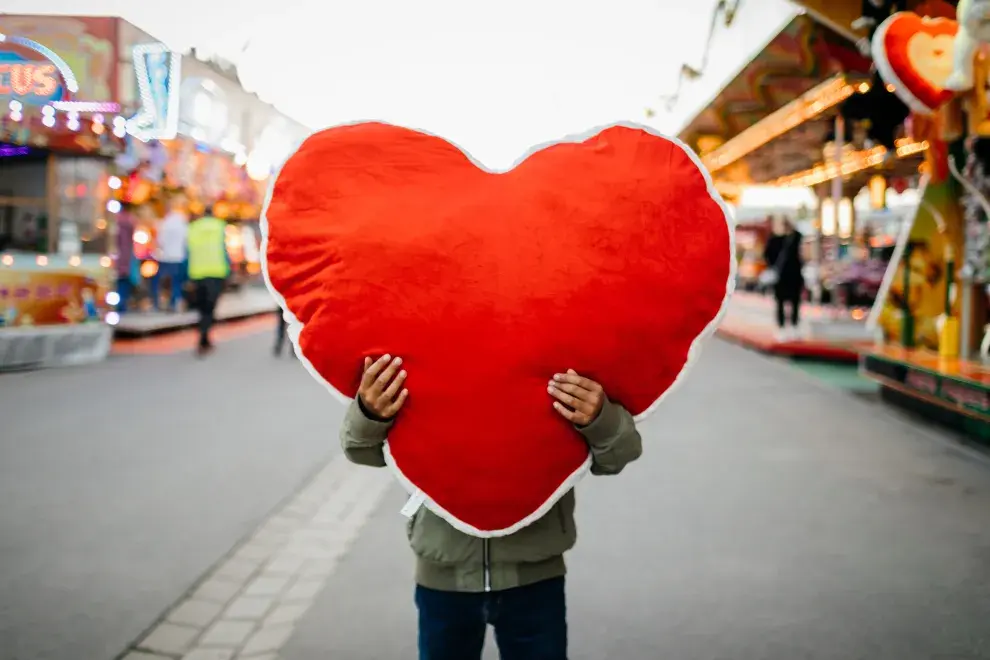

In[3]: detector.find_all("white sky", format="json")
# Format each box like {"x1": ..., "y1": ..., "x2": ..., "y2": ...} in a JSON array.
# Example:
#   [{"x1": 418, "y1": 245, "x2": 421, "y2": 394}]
[{"x1": 2, "y1": 0, "x2": 797, "y2": 169}]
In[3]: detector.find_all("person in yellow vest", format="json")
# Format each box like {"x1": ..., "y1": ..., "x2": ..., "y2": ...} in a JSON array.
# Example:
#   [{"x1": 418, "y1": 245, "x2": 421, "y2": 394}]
[{"x1": 186, "y1": 205, "x2": 231, "y2": 356}]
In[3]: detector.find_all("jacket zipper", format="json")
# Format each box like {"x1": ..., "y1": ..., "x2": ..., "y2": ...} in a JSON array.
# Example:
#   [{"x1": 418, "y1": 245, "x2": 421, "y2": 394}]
[{"x1": 483, "y1": 538, "x2": 492, "y2": 592}]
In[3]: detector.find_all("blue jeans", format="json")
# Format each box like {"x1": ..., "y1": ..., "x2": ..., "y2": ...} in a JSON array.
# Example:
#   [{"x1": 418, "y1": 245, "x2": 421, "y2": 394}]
[
  {"x1": 150, "y1": 261, "x2": 186, "y2": 310},
  {"x1": 415, "y1": 577, "x2": 567, "y2": 660},
  {"x1": 116, "y1": 275, "x2": 133, "y2": 313}
]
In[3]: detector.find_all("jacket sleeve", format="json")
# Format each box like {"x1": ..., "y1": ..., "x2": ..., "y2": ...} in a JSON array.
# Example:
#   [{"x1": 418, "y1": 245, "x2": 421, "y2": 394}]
[
  {"x1": 577, "y1": 398, "x2": 643, "y2": 476},
  {"x1": 339, "y1": 398, "x2": 393, "y2": 468}
]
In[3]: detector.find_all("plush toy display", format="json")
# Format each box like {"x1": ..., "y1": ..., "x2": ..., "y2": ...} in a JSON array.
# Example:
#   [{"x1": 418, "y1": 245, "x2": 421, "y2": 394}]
[
  {"x1": 872, "y1": 11, "x2": 959, "y2": 114},
  {"x1": 945, "y1": 0, "x2": 990, "y2": 90},
  {"x1": 262, "y1": 122, "x2": 734, "y2": 536}
]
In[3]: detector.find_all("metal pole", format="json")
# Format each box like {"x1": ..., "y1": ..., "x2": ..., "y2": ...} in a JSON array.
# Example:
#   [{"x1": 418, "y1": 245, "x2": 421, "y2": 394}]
[
  {"x1": 827, "y1": 114, "x2": 845, "y2": 309},
  {"x1": 813, "y1": 193, "x2": 823, "y2": 305},
  {"x1": 46, "y1": 153, "x2": 59, "y2": 254},
  {"x1": 961, "y1": 268, "x2": 973, "y2": 359}
]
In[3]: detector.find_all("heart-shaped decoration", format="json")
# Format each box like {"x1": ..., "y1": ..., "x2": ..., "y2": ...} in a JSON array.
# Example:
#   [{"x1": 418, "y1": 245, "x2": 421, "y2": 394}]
[
  {"x1": 263, "y1": 122, "x2": 733, "y2": 535},
  {"x1": 873, "y1": 12, "x2": 959, "y2": 114}
]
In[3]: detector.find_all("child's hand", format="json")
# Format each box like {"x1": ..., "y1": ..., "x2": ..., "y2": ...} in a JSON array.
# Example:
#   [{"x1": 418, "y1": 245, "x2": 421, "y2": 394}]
[
  {"x1": 358, "y1": 355, "x2": 408, "y2": 420},
  {"x1": 548, "y1": 369, "x2": 605, "y2": 427}
]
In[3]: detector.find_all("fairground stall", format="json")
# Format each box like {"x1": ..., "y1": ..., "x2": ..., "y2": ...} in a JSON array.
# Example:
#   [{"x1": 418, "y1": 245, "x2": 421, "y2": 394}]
[
  {"x1": 2, "y1": 15, "x2": 307, "y2": 345},
  {"x1": 0, "y1": 17, "x2": 126, "y2": 368},
  {"x1": 111, "y1": 135, "x2": 269, "y2": 298},
  {"x1": 665, "y1": 5, "x2": 929, "y2": 360},
  {"x1": 669, "y1": 0, "x2": 990, "y2": 439},
  {"x1": 791, "y1": 0, "x2": 990, "y2": 439},
  {"x1": 106, "y1": 39, "x2": 307, "y2": 326}
]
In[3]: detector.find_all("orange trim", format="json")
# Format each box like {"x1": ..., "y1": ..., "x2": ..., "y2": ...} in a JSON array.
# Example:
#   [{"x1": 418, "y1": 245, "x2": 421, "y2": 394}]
[
  {"x1": 112, "y1": 314, "x2": 277, "y2": 355},
  {"x1": 716, "y1": 321, "x2": 862, "y2": 361},
  {"x1": 865, "y1": 346, "x2": 990, "y2": 387}
]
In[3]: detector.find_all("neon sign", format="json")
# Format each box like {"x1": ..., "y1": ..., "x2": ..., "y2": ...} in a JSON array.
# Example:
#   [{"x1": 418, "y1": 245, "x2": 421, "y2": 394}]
[
  {"x1": 0, "y1": 144, "x2": 30, "y2": 157},
  {"x1": 127, "y1": 43, "x2": 181, "y2": 142},
  {"x1": 0, "y1": 33, "x2": 119, "y2": 113},
  {"x1": 0, "y1": 33, "x2": 77, "y2": 107}
]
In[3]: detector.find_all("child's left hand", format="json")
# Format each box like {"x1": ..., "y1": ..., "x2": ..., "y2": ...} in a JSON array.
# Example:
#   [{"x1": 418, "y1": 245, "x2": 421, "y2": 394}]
[{"x1": 547, "y1": 369, "x2": 605, "y2": 427}]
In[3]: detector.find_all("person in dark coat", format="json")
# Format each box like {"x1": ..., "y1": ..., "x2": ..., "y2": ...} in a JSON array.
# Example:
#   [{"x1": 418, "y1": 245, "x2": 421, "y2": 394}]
[{"x1": 763, "y1": 219, "x2": 805, "y2": 338}]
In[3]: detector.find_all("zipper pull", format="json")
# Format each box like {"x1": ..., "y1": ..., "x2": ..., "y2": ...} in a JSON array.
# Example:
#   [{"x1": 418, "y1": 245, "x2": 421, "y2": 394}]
[
  {"x1": 483, "y1": 538, "x2": 492, "y2": 592},
  {"x1": 400, "y1": 490, "x2": 426, "y2": 518}
]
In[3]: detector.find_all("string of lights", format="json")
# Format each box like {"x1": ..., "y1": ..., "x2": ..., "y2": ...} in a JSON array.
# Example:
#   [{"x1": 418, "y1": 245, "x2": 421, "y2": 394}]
[
  {"x1": 771, "y1": 138, "x2": 929, "y2": 187},
  {"x1": 3, "y1": 101, "x2": 128, "y2": 142},
  {"x1": 701, "y1": 75, "x2": 866, "y2": 172},
  {"x1": 646, "y1": 0, "x2": 742, "y2": 116}
]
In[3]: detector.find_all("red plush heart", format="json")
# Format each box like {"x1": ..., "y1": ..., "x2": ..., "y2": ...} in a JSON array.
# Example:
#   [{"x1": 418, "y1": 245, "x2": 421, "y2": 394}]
[
  {"x1": 263, "y1": 122, "x2": 732, "y2": 535},
  {"x1": 872, "y1": 12, "x2": 958, "y2": 114}
]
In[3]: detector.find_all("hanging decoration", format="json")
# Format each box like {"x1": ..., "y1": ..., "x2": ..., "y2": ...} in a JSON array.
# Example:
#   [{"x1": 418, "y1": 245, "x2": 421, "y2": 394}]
[
  {"x1": 871, "y1": 12, "x2": 958, "y2": 114},
  {"x1": 647, "y1": 0, "x2": 741, "y2": 115},
  {"x1": 960, "y1": 143, "x2": 990, "y2": 284},
  {"x1": 945, "y1": 0, "x2": 990, "y2": 91}
]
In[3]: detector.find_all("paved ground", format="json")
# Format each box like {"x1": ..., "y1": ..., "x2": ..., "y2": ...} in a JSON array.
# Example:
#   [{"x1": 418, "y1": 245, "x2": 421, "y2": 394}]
[
  {"x1": 0, "y1": 326, "x2": 335, "y2": 660},
  {"x1": 2, "y1": 329, "x2": 990, "y2": 660}
]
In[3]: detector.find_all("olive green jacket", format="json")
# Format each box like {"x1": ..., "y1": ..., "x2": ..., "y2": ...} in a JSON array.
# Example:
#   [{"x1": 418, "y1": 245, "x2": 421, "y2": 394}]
[{"x1": 340, "y1": 397, "x2": 643, "y2": 592}]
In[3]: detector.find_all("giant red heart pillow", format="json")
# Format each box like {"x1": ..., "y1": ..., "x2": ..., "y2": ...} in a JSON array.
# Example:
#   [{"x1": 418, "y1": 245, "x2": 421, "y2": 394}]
[
  {"x1": 262, "y1": 122, "x2": 733, "y2": 536},
  {"x1": 872, "y1": 12, "x2": 958, "y2": 114}
]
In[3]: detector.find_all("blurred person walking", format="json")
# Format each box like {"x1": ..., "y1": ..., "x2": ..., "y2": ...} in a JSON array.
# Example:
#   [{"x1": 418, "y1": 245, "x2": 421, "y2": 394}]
[
  {"x1": 151, "y1": 194, "x2": 189, "y2": 312},
  {"x1": 762, "y1": 217, "x2": 804, "y2": 340},
  {"x1": 187, "y1": 205, "x2": 230, "y2": 357},
  {"x1": 114, "y1": 203, "x2": 138, "y2": 313}
]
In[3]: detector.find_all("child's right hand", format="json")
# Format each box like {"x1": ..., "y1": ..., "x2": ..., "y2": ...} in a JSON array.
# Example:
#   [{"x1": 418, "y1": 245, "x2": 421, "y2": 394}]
[{"x1": 358, "y1": 355, "x2": 408, "y2": 420}]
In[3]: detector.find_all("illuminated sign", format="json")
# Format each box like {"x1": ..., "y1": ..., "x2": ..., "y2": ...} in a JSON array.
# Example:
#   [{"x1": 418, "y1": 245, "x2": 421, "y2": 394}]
[
  {"x1": 0, "y1": 144, "x2": 31, "y2": 157},
  {"x1": 0, "y1": 33, "x2": 119, "y2": 114},
  {"x1": 127, "y1": 43, "x2": 181, "y2": 142},
  {"x1": 0, "y1": 33, "x2": 77, "y2": 107}
]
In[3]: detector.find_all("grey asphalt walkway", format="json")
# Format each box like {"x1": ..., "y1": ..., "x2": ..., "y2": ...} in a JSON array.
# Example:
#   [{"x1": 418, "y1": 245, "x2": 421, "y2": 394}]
[
  {"x1": 1, "y1": 333, "x2": 989, "y2": 660},
  {"x1": 0, "y1": 336, "x2": 340, "y2": 660},
  {"x1": 281, "y1": 341, "x2": 990, "y2": 660}
]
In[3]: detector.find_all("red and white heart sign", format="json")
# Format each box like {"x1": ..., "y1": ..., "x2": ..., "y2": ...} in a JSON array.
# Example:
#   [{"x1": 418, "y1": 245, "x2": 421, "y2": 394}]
[
  {"x1": 873, "y1": 12, "x2": 959, "y2": 114},
  {"x1": 263, "y1": 122, "x2": 733, "y2": 536}
]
